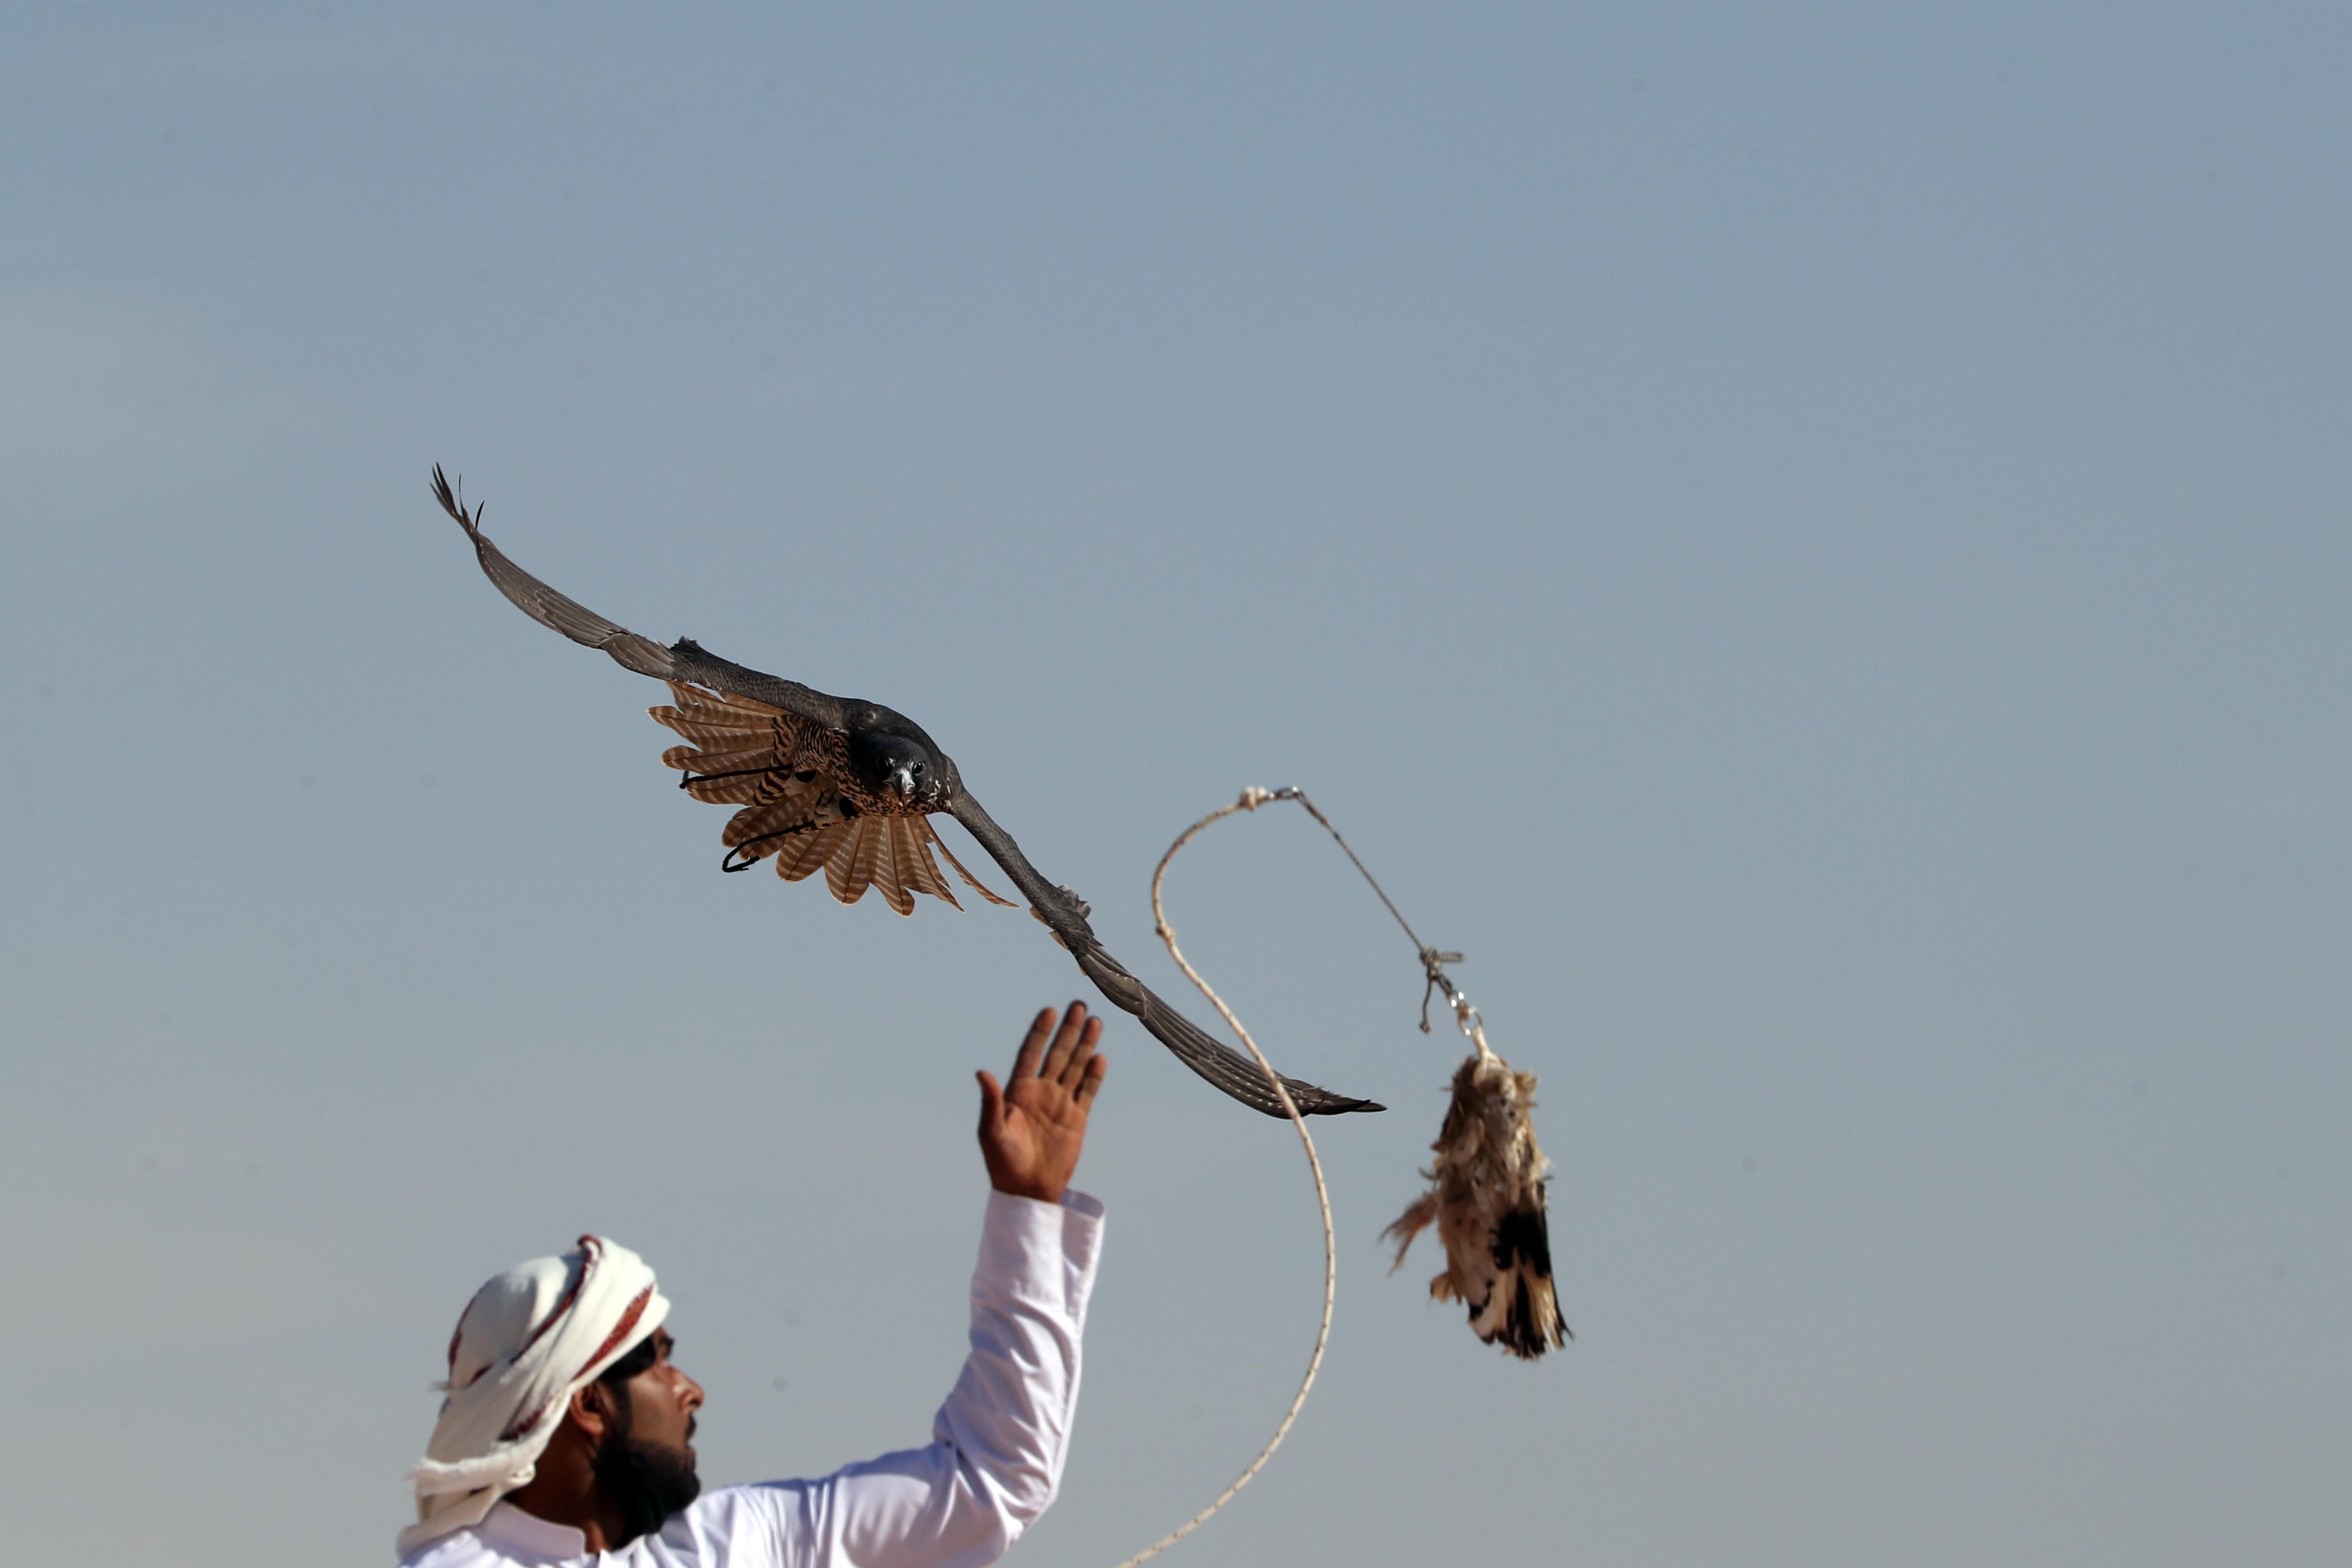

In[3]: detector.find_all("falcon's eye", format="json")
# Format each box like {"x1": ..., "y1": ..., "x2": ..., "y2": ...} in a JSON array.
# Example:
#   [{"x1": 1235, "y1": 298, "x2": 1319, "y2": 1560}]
[{"x1": 911, "y1": 762, "x2": 926, "y2": 776}]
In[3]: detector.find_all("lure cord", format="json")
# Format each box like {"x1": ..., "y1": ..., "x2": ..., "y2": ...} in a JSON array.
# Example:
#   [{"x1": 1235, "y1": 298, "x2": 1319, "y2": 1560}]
[
  {"x1": 1111, "y1": 789, "x2": 1335, "y2": 1568},
  {"x1": 1115, "y1": 784, "x2": 1473, "y2": 1565},
  {"x1": 1256, "y1": 786, "x2": 1494, "y2": 1059}
]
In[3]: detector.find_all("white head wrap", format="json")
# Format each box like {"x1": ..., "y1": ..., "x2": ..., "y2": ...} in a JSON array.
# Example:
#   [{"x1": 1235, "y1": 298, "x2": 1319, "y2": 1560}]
[{"x1": 396, "y1": 1235, "x2": 670, "y2": 1559}]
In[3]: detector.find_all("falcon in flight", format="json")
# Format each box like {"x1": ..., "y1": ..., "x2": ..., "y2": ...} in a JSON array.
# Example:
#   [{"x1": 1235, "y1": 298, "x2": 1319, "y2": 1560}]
[{"x1": 431, "y1": 468, "x2": 1380, "y2": 1119}]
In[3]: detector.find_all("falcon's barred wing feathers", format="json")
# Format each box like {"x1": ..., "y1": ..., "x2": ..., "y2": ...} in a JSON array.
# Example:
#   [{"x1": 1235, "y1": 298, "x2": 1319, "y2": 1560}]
[{"x1": 432, "y1": 468, "x2": 1381, "y2": 1118}]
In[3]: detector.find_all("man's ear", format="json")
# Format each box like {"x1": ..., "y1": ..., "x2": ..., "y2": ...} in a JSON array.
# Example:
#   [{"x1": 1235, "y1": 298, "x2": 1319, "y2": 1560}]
[{"x1": 566, "y1": 1379, "x2": 618, "y2": 1442}]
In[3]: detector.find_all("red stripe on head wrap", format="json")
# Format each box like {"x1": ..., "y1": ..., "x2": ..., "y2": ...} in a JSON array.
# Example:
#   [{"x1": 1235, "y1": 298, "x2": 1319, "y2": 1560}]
[
  {"x1": 511, "y1": 1235, "x2": 603, "y2": 1365},
  {"x1": 578, "y1": 1286, "x2": 656, "y2": 1383},
  {"x1": 494, "y1": 1281, "x2": 657, "y2": 1444}
]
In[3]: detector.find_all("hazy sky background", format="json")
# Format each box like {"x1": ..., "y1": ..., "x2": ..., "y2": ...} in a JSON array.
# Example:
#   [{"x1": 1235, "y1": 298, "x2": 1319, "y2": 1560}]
[{"x1": 3, "y1": 5, "x2": 2346, "y2": 1565}]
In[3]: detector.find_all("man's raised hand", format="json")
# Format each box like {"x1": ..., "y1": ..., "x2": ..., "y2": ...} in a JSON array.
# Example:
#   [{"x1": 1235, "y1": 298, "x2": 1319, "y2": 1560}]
[{"x1": 977, "y1": 1003, "x2": 1107, "y2": 1204}]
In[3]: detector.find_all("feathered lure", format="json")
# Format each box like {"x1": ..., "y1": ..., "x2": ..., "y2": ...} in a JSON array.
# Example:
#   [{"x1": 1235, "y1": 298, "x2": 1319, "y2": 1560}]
[
  {"x1": 1192, "y1": 786, "x2": 1572, "y2": 1360},
  {"x1": 1384, "y1": 1015, "x2": 1570, "y2": 1360}
]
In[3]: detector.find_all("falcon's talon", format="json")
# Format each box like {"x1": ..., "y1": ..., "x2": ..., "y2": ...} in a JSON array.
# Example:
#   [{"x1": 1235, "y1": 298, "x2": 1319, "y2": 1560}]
[{"x1": 677, "y1": 764, "x2": 777, "y2": 791}]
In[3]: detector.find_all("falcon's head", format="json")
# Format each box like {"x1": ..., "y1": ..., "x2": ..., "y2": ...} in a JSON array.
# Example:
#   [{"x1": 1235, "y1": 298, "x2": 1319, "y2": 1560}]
[{"x1": 854, "y1": 730, "x2": 955, "y2": 808}]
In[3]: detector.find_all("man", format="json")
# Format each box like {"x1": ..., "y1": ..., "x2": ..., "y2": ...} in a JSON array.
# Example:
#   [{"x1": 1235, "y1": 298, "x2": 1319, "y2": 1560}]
[{"x1": 399, "y1": 1003, "x2": 1109, "y2": 1568}]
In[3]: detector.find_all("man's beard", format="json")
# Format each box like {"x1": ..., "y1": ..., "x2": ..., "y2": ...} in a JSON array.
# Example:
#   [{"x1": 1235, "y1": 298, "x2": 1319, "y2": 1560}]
[{"x1": 592, "y1": 1394, "x2": 702, "y2": 1545}]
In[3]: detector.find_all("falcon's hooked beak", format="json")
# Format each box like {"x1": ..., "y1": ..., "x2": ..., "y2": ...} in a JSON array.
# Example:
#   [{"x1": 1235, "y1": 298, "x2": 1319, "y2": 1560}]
[
  {"x1": 859, "y1": 734, "x2": 941, "y2": 805},
  {"x1": 881, "y1": 753, "x2": 940, "y2": 804}
]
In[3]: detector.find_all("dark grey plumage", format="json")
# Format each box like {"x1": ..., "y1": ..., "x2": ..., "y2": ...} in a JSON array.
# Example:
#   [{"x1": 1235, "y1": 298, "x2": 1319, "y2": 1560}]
[{"x1": 431, "y1": 467, "x2": 1381, "y2": 1119}]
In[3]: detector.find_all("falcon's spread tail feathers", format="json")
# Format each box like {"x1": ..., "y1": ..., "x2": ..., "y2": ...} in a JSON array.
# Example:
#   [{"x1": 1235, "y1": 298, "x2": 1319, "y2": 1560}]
[
  {"x1": 651, "y1": 682, "x2": 1014, "y2": 916},
  {"x1": 1384, "y1": 1045, "x2": 1570, "y2": 1359}
]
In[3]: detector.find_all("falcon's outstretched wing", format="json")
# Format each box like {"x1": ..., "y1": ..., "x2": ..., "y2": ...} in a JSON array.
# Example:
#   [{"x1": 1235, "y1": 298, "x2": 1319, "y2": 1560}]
[
  {"x1": 433, "y1": 466, "x2": 845, "y2": 728},
  {"x1": 948, "y1": 793, "x2": 1382, "y2": 1117},
  {"x1": 432, "y1": 466, "x2": 1382, "y2": 1118}
]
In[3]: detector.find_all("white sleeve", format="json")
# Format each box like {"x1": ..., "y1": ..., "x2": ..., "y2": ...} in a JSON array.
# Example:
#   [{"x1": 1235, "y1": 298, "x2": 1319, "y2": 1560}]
[{"x1": 673, "y1": 1189, "x2": 1104, "y2": 1568}]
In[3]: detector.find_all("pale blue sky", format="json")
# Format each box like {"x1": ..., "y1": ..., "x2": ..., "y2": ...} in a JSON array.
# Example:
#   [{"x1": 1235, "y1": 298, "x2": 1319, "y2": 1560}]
[{"x1": 2, "y1": 6, "x2": 2346, "y2": 1565}]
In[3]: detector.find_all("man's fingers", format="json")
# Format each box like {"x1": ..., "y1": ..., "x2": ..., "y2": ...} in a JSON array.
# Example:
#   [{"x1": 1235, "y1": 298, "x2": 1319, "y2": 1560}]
[
  {"x1": 1041, "y1": 1001, "x2": 1088, "y2": 1079},
  {"x1": 1075, "y1": 1051, "x2": 1108, "y2": 1107},
  {"x1": 976, "y1": 1069, "x2": 1005, "y2": 1133},
  {"x1": 1010, "y1": 1008, "x2": 1054, "y2": 1082},
  {"x1": 1057, "y1": 1014, "x2": 1104, "y2": 1088}
]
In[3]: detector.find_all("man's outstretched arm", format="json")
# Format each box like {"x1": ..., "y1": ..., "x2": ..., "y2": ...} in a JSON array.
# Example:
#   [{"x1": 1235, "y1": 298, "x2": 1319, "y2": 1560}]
[{"x1": 706, "y1": 1005, "x2": 1108, "y2": 1568}]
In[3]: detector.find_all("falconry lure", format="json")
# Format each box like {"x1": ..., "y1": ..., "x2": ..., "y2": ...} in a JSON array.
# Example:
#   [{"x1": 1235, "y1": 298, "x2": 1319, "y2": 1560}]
[
  {"x1": 1164, "y1": 787, "x2": 1569, "y2": 1359},
  {"x1": 1369, "y1": 858, "x2": 1566, "y2": 1359},
  {"x1": 1118, "y1": 783, "x2": 1564, "y2": 1568},
  {"x1": 1382, "y1": 1019, "x2": 1570, "y2": 1359},
  {"x1": 429, "y1": 468, "x2": 1378, "y2": 1120}
]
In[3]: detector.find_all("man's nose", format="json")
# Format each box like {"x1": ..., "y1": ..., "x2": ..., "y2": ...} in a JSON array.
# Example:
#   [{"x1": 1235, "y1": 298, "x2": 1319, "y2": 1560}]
[{"x1": 680, "y1": 1372, "x2": 705, "y2": 1412}]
